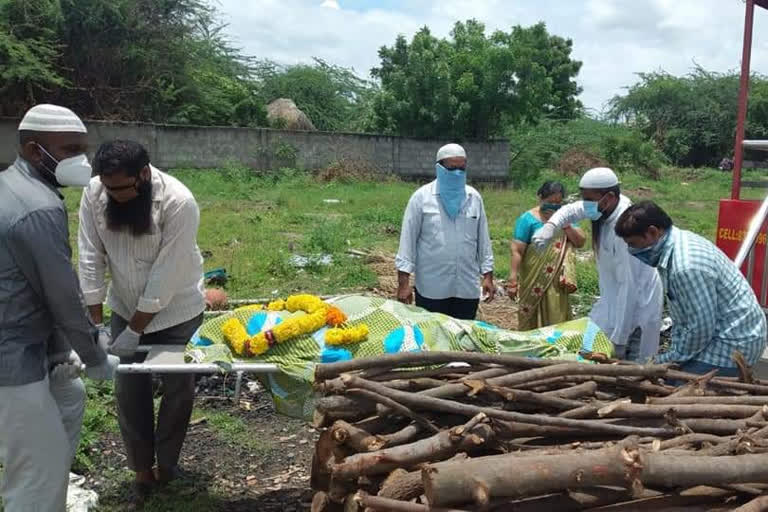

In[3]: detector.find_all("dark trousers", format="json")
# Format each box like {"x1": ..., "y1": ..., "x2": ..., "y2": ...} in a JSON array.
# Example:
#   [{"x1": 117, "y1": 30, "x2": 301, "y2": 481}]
[
  {"x1": 415, "y1": 289, "x2": 480, "y2": 320},
  {"x1": 112, "y1": 313, "x2": 203, "y2": 472}
]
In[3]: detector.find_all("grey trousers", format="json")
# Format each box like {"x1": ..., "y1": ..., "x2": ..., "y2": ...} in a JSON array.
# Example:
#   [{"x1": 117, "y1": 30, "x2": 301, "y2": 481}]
[
  {"x1": 0, "y1": 377, "x2": 70, "y2": 512},
  {"x1": 112, "y1": 314, "x2": 202, "y2": 471}
]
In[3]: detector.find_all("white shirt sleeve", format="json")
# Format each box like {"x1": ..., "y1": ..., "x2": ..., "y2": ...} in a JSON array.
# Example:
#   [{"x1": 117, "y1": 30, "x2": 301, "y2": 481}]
[
  {"x1": 395, "y1": 192, "x2": 422, "y2": 274},
  {"x1": 547, "y1": 201, "x2": 589, "y2": 230},
  {"x1": 77, "y1": 188, "x2": 108, "y2": 306},
  {"x1": 477, "y1": 197, "x2": 494, "y2": 274}
]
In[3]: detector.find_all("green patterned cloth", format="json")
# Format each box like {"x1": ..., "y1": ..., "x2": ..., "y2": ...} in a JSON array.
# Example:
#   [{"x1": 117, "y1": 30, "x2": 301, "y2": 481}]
[{"x1": 185, "y1": 294, "x2": 613, "y2": 419}]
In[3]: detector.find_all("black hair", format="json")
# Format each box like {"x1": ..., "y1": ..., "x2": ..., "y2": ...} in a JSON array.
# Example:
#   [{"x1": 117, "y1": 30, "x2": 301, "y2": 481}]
[
  {"x1": 93, "y1": 140, "x2": 150, "y2": 177},
  {"x1": 537, "y1": 180, "x2": 566, "y2": 199},
  {"x1": 615, "y1": 200, "x2": 674, "y2": 238}
]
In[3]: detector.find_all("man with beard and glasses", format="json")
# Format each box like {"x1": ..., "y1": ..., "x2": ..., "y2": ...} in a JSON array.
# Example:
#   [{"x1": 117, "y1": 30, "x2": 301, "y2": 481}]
[
  {"x1": 0, "y1": 104, "x2": 118, "y2": 512},
  {"x1": 78, "y1": 140, "x2": 205, "y2": 504},
  {"x1": 531, "y1": 167, "x2": 663, "y2": 362}
]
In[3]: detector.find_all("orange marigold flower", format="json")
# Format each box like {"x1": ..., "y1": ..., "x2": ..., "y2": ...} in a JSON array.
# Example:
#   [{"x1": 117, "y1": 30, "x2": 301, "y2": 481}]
[{"x1": 325, "y1": 306, "x2": 348, "y2": 326}]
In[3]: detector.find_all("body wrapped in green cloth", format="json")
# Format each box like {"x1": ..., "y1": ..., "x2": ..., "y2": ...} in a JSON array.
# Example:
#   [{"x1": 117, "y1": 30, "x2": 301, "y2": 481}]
[{"x1": 185, "y1": 294, "x2": 613, "y2": 419}]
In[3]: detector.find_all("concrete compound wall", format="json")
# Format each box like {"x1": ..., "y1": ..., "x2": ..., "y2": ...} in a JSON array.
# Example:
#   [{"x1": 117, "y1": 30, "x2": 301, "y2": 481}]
[{"x1": 0, "y1": 119, "x2": 510, "y2": 183}]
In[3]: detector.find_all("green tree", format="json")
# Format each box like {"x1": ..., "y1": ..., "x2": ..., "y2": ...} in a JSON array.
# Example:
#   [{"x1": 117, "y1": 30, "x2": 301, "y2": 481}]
[
  {"x1": 609, "y1": 67, "x2": 768, "y2": 166},
  {"x1": 0, "y1": 0, "x2": 66, "y2": 114},
  {"x1": 0, "y1": 0, "x2": 266, "y2": 126},
  {"x1": 369, "y1": 20, "x2": 582, "y2": 139},
  {"x1": 257, "y1": 58, "x2": 376, "y2": 132}
]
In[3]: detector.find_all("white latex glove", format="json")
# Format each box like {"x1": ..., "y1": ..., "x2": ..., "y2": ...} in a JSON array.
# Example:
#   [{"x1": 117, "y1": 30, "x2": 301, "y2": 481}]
[
  {"x1": 109, "y1": 326, "x2": 141, "y2": 357},
  {"x1": 50, "y1": 351, "x2": 84, "y2": 383},
  {"x1": 84, "y1": 354, "x2": 120, "y2": 381},
  {"x1": 531, "y1": 222, "x2": 557, "y2": 251}
]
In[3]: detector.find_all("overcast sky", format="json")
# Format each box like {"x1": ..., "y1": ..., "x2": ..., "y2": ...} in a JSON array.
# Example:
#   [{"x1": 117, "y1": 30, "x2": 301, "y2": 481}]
[{"x1": 217, "y1": 0, "x2": 768, "y2": 114}]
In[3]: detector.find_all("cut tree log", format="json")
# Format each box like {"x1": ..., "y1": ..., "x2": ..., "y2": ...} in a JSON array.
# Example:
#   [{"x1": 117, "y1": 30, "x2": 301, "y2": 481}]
[
  {"x1": 315, "y1": 352, "x2": 557, "y2": 380},
  {"x1": 348, "y1": 388, "x2": 439, "y2": 433},
  {"x1": 732, "y1": 495, "x2": 768, "y2": 512},
  {"x1": 422, "y1": 444, "x2": 639, "y2": 506},
  {"x1": 597, "y1": 403, "x2": 764, "y2": 419},
  {"x1": 416, "y1": 363, "x2": 669, "y2": 402},
  {"x1": 340, "y1": 375, "x2": 678, "y2": 438},
  {"x1": 331, "y1": 421, "x2": 386, "y2": 452},
  {"x1": 649, "y1": 395, "x2": 768, "y2": 406},
  {"x1": 379, "y1": 423, "x2": 422, "y2": 447},
  {"x1": 330, "y1": 414, "x2": 493, "y2": 480},
  {"x1": 543, "y1": 381, "x2": 599, "y2": 400}
]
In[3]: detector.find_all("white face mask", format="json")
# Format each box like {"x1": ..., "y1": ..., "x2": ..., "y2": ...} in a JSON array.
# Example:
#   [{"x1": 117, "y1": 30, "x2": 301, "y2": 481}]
[{"x1": 36, "y1": 144, "x2": 93, "y2": 187}]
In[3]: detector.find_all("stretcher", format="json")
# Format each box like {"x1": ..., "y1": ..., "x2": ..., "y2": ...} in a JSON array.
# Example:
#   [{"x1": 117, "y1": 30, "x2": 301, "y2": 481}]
[
  {"x1": 116, "y1": 345, "x2": 280, "y2": 401},
  {"x1": 117, "y1": 345, "x2": 280, "y2": 375}
]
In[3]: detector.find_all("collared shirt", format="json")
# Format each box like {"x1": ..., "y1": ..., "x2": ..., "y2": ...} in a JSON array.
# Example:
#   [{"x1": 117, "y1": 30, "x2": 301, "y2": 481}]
[
  {"x1": 78, "y1": 166, "x2": 205, "y2": 334},
  {"x1": 0, "y1": 158, "x2": 105, "y2": 386},
  {"x1": 547, "y1": 195, "x2": 663, "y2": 358},
  {"x1": 395, "y1": 180, "x2": 494, "y2": 300},
  {"x1": 656, "y1": 226, "x2": 766, "y2": 368}
]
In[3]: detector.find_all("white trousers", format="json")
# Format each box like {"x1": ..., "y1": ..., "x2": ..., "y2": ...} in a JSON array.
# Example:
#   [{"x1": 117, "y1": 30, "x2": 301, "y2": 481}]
[{"x1": 0, "y1": 376, "x2": 86, "y2": 512}]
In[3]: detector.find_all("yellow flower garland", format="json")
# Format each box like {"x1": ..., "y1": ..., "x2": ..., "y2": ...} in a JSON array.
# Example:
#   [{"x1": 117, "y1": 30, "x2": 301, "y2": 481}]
[
  {"x1": 221, "y1": 294, "x2": 368, "y2": 357},
  {"x1": 326, "y1": 324, "x2": 369, "y2": 345}
]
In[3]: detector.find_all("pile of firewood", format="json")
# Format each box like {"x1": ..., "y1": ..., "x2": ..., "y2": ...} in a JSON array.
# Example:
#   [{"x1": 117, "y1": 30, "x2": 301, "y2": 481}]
[{"x1": 309, "y1": 352, "x2": 768, "y2": 511}]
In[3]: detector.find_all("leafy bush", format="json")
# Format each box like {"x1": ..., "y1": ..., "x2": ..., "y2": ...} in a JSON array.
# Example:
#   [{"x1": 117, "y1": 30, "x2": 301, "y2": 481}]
[{"x1": 507, "y1": 118, "x2": 667, "y2": 186}]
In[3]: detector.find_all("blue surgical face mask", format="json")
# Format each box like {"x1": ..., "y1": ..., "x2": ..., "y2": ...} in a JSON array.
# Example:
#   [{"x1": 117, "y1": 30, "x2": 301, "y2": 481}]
[
  {"x1": 628, "y1": 232, "x2": 669, "y2": 267},
  {"x1": 436, "y1": 163, "x2": 466, "y2": 219},
  {"x1": 583, "y1": 200, "x2": 602, "y2": 221}
]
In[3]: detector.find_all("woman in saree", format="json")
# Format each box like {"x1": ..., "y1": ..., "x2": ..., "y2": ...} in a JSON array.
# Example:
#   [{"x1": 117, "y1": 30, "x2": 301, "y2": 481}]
[{"x1": 507, "y1": 181, "x2": 586, "y2": 330}]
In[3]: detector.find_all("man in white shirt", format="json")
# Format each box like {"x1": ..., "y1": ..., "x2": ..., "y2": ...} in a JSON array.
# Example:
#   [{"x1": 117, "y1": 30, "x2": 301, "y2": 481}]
[
  {"x1": 532, "y1": 167, "x2": 663, "y2": 361},
  {"x1": 78, "y1": 140, "x2": 205, "y2": 502},
  {"x1": 395, "y1": 143, "x2": 495, "y2": 319}
]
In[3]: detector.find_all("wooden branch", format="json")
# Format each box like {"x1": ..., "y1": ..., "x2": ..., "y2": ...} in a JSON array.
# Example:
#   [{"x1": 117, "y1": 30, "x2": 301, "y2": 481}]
[
  {"x1": 340, "y1": 375, "x2": 678, "y2": 438},
  {"x1": 542, "y1": 381, "x2": 598, "y2": 400},
  {"x1": 348, "y1": 389, "x2": 439, "y2": 434},
  {"x1": 315, "y1": 352, "x2": 556, "y2": 381},
  {"x1": 379, "y1": 424, "x2": 423, "y2": 447},
  {"x1": 732, "y1": 495, "x2": 768, "y2": 512},
  {"x1": 422, "y1": 444, "x2": 639, "y2": 506},
  {"x1": 649, "y1": 395, "x2": 768, "y2": 406},
  {"x1": 597, "y1": 403, "x2": 764, "y2": 419},
  {"x1": 666, "y1": 370, "x2": 768, "y2": 394},
  {"x1": 356, "y1": 492, "x2": 474, "y2": 512},
  {"x1": 465, "y1": 380, "x2": 585, "y2": 411},
  {"x1": 418, "y1": 363, "x2": 669, "y2": 402},
  {"x1": 331, "y1": 421, "x2": 386, "y2": 452},
  {"x1": 331, "y1": 414, "x2": 493, "y2": 480},
  {"x1": 560, "y1": 399, "x2": 626, "y2": 420}
]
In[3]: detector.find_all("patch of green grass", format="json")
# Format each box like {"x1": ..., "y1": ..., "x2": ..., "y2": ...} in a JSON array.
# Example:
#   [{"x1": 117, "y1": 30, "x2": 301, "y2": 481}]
[
  {"x1": 193, "y1": 409, "x2": 274, "y2": 458},
  {"x1": 62, "y1": 166, "x2": 745, "y2": 302},
  {"x1": 74, "y1": 380, "x2": 119, "y2": 473}
]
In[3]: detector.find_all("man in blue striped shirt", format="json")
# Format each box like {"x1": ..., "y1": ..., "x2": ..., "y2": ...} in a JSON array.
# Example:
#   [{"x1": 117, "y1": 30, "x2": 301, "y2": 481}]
[{"x1": 614, "y1": 201, "x2": 766, "y2": 375}]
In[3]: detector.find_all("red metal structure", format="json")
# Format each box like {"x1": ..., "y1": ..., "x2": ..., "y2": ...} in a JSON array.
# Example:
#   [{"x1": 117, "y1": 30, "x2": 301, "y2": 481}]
[{"x1": 716, "y1": 0, "x2": 768, "y2": 308}]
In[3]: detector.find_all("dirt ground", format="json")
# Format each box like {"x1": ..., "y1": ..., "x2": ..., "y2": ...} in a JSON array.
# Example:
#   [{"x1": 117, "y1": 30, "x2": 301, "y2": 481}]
[
  {"x1": 84, "y1": 253, "x2": 517, "y2": 510},
  {"x1": 88, "y1": 376, "x2": 317, "y2": 511}
]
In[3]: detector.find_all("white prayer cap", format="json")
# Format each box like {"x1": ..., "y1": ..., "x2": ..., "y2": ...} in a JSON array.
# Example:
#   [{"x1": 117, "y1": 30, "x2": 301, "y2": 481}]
[
  {"x1": 18, "y1": 104, "x2": 87, "y2": 133},
  {"x1": 436, "y1": 143, "x2": 466, "y2": 162},
  {"x1": 579, "y1": 167, "x2": 619, "y2": 189}
]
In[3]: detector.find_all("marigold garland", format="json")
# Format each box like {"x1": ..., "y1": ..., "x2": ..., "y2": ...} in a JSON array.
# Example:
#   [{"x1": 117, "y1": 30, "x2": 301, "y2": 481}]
[
  {"x1": 325, "y1": 324, "x2": 369, "y2": 345},
  {"x1": 220, "y1": 294, "x2": 368, "y2": 357}
]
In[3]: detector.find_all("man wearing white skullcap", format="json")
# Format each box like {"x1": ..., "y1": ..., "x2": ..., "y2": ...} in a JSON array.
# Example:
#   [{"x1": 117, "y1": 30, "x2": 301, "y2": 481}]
[
  {"x1": 0, "y1": 104, "x2": 119, "y2": 511},
  {"x1": 395, "y1": 143, "x2": 495, "y2": 319},
  {"x1": 532, "y1": 167, "x2": 663, "y2": 362}
]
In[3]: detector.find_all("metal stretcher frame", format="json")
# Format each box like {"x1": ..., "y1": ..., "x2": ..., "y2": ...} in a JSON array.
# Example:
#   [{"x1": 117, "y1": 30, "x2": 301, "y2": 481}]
[{"x1": 116, "y1": 345, "x2": 280, "y2": 375}]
